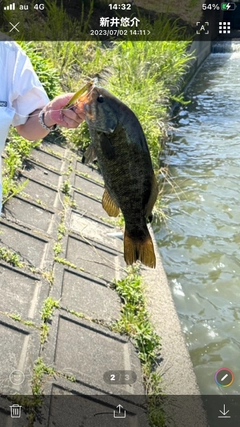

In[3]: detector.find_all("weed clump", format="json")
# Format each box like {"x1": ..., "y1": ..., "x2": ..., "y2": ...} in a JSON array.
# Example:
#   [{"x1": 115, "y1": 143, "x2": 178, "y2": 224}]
[{"x1": 112, "y1": 267, "x2": 165, "y2": 425}]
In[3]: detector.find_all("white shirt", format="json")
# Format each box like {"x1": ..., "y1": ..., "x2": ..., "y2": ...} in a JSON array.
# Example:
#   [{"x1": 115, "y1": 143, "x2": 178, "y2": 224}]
[{"x1": 0, "y1": 41, "x2": 49, "y2": 212}]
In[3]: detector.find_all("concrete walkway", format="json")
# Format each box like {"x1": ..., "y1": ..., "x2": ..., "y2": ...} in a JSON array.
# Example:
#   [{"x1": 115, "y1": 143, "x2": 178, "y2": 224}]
[{"x1": 0, "y1": 136, "x2": 208, "y2": 426}]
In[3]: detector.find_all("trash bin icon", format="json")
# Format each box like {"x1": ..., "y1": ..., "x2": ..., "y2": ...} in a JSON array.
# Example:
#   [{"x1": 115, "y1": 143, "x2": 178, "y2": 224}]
[{"x1": 10, "y1": 404, "x2": 22, "y2": 418}]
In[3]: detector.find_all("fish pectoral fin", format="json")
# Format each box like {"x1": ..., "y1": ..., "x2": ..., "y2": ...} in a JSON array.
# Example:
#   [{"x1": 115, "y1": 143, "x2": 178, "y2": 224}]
[
  {"x1": 102, "y1": 189, "x2": 120, "y2": 217},
  {"x1": 145, "y1": 174, "x2": 159, "y2": 219},
  {"x1": 124, "y1": 227, "x2": 156, "y2": 268},
  {"x1": 100, "y1": 135, "x2": 115, "y2": 160},
  {"x1": 82, "y1": 144, "x2": 97, "y2": 164}
]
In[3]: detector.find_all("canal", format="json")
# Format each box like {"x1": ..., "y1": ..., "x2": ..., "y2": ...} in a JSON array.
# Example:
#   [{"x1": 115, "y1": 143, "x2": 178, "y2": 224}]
[{"x1": 154, "y1": 43, "x2": 240, "y2": 396}]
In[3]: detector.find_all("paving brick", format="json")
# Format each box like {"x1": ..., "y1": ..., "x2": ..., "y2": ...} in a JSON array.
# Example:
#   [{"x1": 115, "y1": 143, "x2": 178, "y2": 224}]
[
  {"x1": 40, "y1": 140, "x2": 67, "y2": 157},
  {"x1": 24, "y1": 161, "x2": 61, "y2": 187},
  {"x1": 59, "y1": 267, "x2": 120, "y2": 320},
  {"x1": 5, "y1": 198, "x2": 53, "y2": 232},
  {"x1": 0, "y1": 222, "x2": 48, "y2": 268},
  {"x1": 0, "y1": 408, "x2": 9, "y2": 427},
  {"x1": 66, "y1": 235, "x2": 119, "y2": 281},
  {"x1": 0, "y1": 315, "x2": 40, "y2": 394},
  {"x1": 0, "y1": 262, "x2": 47, "y2": 324},
  {"x1": 30, "y1": 148, "x2": 64, "y2": 170},
  {"x1": 76, "y1": 161, "x2": 103, "y2": 184},
  {"x1": 70, "y1": 211, "x2": 116, "y2": 246},
  {"x1": 19, "y1": 177, "x2": 58, "y2": 207},
  {"x1": 73, "y1": 190, "x2": 107, "y2": 218},
  {"x1": 74, "y1": 174, "x2": 104, "y2": 195},
  {"x1": 37, "y1": 383, "x2": 148, "y2": 427},
  {"x1": 53, "y1": 315, "x2": 141, "y2": 393},
  {"x1": 0, "y1": 142, "x2": 147, "y2": 425}
]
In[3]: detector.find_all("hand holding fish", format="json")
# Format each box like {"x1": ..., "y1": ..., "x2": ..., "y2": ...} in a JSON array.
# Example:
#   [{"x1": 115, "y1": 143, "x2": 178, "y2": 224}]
[
  {"x1": 44, "y1": 93, "x2": 86, "y2": 129},
  {"x1": 16, "y1": 91, "x2": 88, "y2": 142}
]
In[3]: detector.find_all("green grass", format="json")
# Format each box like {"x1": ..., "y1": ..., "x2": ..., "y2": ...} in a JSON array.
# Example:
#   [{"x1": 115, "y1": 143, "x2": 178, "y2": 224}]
[
  {"x1": 2, "y1": 131, "x2": 36, "y2": 205},
  {"x1": 54, "y1": 256, "x2": 78, "y2": 269},
  {"x1": 32, "y1": 357, "x2": 55, "y2": 395},
  {"x1": 58, "y1": 218, "x2": 66, "y2": 239},
  {"x1": 112, "y1": 267, "x2": 165, "y2": 426},
  {"x1": 39, "y1": 38, "x2": 193, "y2": 171},
  {"x1": 40, "y1": 297, "x2": 60, "y2": 343},
  {"x1": 53, "y1": 242, "x2": 62, "y2": 256},
  {"x1": 18, "y1": 41, "x2": 61, "y2": 99},
  {"x1": 0, "y1": 246, "x2": 24, "y2": 267},
  {"x1": 61, "y1": 180, "x2": 71, "y2": 195},
  {"x1": 0, "y1": 311, "x2": 36, "y2": 328},
  {"x1": 9, "y1": 313, "x2": 36, "y2": 328},
  {"x1": 106, "y1": 39, "x2": 192, "y2": 169},
  {"x1": 40, "y1": 297, "x2": 60, "y2": 323},
  {"x1": 112, "y1": 268, "x2": 161, "y2": 372}
]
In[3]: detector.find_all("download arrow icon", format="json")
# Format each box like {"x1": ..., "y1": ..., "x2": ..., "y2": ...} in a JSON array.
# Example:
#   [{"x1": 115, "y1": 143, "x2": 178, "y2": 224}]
[
  {"x1": 219, "y1": 404, "x2": 229, "y2": 415},
  {"x1": 218, "y1": 404, "x2": 231, "y2": 418}
]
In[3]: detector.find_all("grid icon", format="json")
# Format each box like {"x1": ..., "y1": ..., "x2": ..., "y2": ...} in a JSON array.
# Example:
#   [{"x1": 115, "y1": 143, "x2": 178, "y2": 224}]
[{"x1": 219, "y1": 22, "x2": 231, "y2": 34}]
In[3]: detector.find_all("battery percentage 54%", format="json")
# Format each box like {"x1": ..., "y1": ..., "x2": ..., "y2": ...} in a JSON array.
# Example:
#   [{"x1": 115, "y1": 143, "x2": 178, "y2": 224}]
[{"x1": 202, "y1": 3, "x2": 220, "y2": 10}]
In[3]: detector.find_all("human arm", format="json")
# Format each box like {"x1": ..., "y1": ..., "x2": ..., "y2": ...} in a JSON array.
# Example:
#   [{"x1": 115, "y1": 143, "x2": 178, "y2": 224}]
[{"x1": 15, "y1": 93, "x2": 86, "y2": 141}]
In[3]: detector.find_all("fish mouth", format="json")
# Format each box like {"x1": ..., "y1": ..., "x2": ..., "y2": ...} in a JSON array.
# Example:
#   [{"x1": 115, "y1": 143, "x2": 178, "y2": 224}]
[
  {"x1": 75, "y1": 82, "x2": 100, "y2": 116},
  {"x1": 77, "y1": 82, "x2": 95, "y2": 103},
  {"x1": 78, "y1": 85, "x2": 104, "y2": 118},
  {"x1": 63, "y1": 81, "x2": 95, "y2": 110}
]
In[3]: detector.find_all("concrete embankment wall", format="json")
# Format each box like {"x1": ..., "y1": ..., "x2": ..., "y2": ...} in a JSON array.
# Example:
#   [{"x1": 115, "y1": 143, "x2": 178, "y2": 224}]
[{"x1": 185, "y1": 40, "x2": 212, "y2": 86}]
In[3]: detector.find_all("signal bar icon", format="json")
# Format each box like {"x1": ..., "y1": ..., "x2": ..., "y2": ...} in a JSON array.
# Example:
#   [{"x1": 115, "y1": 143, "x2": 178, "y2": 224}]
[{"x1": 4, "y1": 3, "x2": 16, "y2": 10}]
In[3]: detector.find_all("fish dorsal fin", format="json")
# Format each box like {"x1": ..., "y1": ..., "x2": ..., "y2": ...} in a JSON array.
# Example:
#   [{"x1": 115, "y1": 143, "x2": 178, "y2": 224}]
[
  {"x1": 102, "y1": 188, "x2": 120, "y2": 217},
  {"x1": 82, "y1": 143, "x2": 96, "y2": 164},
  {"x1": 145, "y1": 174, "x2": 159, "y2": 219}
]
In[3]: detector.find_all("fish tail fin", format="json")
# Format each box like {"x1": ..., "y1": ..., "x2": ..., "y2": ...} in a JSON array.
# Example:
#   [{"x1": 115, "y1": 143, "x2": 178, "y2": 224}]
[{"x1": 124, "y1": 227, "x2": 156, "y2": 268}]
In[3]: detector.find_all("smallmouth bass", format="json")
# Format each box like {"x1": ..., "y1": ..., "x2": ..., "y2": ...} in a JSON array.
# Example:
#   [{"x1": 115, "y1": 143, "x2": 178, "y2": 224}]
[{"x1": 76, "y1": 86, "x2": 159, "y2": 268}]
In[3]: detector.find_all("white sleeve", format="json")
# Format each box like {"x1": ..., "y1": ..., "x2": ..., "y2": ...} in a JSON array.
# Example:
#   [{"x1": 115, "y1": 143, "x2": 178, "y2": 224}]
[{"x1": 11, "y1": 45, "x2": 50, "y2": 126}]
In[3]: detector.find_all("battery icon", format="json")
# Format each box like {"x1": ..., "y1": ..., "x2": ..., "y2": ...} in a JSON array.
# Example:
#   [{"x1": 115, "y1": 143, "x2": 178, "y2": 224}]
[{"x1": 221, "y1": 2, "x2": 237, "y2": 11}]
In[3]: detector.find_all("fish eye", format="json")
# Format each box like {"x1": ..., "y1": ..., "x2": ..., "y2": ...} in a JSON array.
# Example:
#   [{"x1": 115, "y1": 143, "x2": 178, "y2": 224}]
[{"x1": 97, "y1": 95, "x2": 104, "y2": 103}]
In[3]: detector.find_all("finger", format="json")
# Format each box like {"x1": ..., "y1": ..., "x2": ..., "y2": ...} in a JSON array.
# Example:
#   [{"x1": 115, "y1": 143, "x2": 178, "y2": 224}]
[
  {"x1": 61, "y1": 117, "x2": 79, "y2": 129},
  {"x1": 48, "y1": 98, "x2": 77, "y2": 124},
  {"x1": 63, "y1": 109, "x2": 85, "y2": 123},
  {"x1": 61, "y1": 111, "x2": 85, "y2": 128}
]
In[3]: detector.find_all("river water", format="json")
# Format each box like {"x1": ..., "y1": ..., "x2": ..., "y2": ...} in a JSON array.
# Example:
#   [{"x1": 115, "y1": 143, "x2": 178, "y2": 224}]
[{"x1": 154, "y1": 45, "x2": 240, "y2": 395}]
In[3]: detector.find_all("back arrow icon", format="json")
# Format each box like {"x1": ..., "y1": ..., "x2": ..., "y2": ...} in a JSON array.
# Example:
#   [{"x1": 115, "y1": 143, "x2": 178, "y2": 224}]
[{"x1": 219, "y1": 404, "x2": 230, "y2": 416}]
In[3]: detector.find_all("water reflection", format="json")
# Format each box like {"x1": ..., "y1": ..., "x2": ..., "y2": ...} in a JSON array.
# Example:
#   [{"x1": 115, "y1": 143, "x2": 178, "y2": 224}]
[{"x1": 154, "y1": 50, "x2": 240, "y2": 395}]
